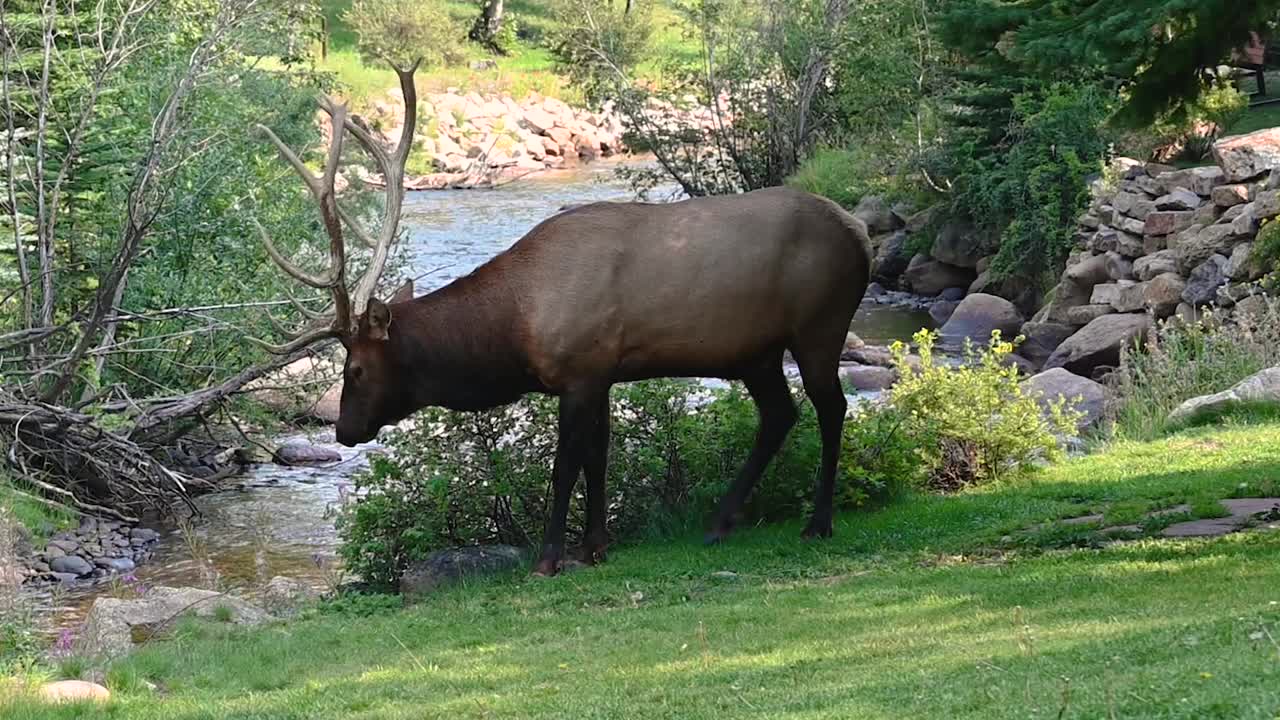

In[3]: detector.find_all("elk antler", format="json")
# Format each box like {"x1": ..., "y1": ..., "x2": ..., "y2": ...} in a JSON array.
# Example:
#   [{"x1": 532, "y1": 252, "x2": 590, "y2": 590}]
[{"x1": 250, "y1": 60, "x2": 420, "y2": 354}]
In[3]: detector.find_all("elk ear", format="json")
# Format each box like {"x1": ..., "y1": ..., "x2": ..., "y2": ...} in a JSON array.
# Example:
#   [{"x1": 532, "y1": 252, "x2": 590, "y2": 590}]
[
  {"x1": 362, "y1": 298, "x2": 392, "y2": 342},
  {"x1": 389, "y1": 279, "x2": 414, "y2": 304}
]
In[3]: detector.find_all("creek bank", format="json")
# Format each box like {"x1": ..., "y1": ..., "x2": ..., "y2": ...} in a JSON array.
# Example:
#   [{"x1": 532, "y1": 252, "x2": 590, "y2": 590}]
[{"x1": 351, "y1": 89, "x2": 722, "y2": 190}]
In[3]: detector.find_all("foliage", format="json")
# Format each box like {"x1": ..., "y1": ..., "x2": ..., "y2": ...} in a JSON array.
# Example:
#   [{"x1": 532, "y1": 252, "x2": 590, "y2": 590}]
[
  {"x1": 938, "y1": 0, "x2": 1280, "y2": 127},
  {"x1": 0, "y1": 506, "x2": 38, "y2": 674},
  {"x1": 941, "y1": 82, "x2": 1113, "y2": 284},
  {"x1": 888, "y1": 329, "x2": 1081, "y2": 489},
  {"x1": 343, "y1": 0, "x2": 464, "y2": 69},
  {"x1": 1252, "y1": 216, "x2": 1280, "y2": 274},
  {"x1": 1110, "y1": 299, "x2": 1280, "y2": 440},
  {"x1": 338, "y1": 380, "x2": 924, "y2": 590},
  {"x1": 548, "y1": 0, "x2": 656, "y2": 96}
]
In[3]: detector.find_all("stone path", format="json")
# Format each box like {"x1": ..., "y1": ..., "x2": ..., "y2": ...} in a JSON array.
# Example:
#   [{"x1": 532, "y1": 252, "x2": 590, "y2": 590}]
[{"x1": 1036, "y1": 497, "x2": 1280, "y2": 540}]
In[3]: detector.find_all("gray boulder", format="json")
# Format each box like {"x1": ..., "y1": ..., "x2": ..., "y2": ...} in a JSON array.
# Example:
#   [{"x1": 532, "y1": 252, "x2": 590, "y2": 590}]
[
  {"x1": 401, "y1": 545, "x2": 527, "y2": 600},
  {"x1": 1158, "y1": 166, "x2": 1226, "y2": 195},
  {"x1": 1173, "y1": 223, "x2": 1240, "y2": 273},
  {"x1": 75, "y1": 586, "x2": 271, "y2": 660},
  {"x1": 902, "y1": 254, "x2": 976, "y2": 297},
  {"x1": 1211, "y1": 184, "x2": 1250, "y2": 207},
  {"x1": 1169, "y1": 366, "x2": 1280, "y2": 424},
  {"x1": 1154, "y1": 187, "x2": 1202, "y2": 211},
  {"x1": 929, "y1": 300, "x2": 959, "y2": 326},
  {"x1": 1021, "y1": 368, "x2": 1111, "y2": 432},
  {"x1": 1142, "y1": 273, "x2": 1186, "y2": 318},
  {"x1": 1065, "y1": 303, "x2": 1116, "y2": 326},
  {"x1": 50, "y1": 555, "x2": 93, "y2": 577},
  {"x1": 1181, "y1": 254, "x2": 1229, "y2": 307},
  {"x1": 930, "y1": 221, "x2": 986, "y2": 268},
  {"x1": 939, "y1": 293, "x2": 1023, "y2": 346},
  {"x1": 1227, "y1": 242, "x2": 1265, "y2": 282},
  {"x1": 1133, "y1": 250, "x2": 1179, "y2": 281},
  {"x1": 1144, "y1": 210, "x2": 1196, "y2": 237},
  {"x1": 839, "y1": 364, "x2": 897, "y2": 391},
  {"x1": 1044, "y1": 313, "x2": 1153, "y2": 377},
  {"x1": 870, "y1": 231, "x2": 911, "y2": 284},
  {"x1": 274, "y1": 441, "x2": 342, "y2": 466},
  {"x1": 1016, "y1": 322, "x2": 1077, "y2": 368},
  {"x1": 1213, "y1": 128, "x2": 1280, "y2": 182},
  {"x1": 1063, "y1": 253, "x2": 1110, "y2": 287},
  {"x1": 853, "y1": 195, "x2": 900, "y2": 234}
]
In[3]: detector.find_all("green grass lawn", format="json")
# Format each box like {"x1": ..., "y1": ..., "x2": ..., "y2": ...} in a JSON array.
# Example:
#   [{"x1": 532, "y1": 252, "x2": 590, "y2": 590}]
[{"x1": 6, "y1": 419, "x2": 1280, "y2": 718}]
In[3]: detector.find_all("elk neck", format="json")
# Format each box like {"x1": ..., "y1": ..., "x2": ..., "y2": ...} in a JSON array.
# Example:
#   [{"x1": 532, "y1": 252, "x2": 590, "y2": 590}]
[{"x1": 385, "y1": 270, "x2": 543, "y2": 412}]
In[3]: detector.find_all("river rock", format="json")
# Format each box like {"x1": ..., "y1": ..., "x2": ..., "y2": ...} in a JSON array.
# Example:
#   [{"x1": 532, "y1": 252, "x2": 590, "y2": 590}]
[
  {"x1": 1211, "y1": 184, "x2": 1250, "y2": 207},
  {"x1": 93, "y1": 557, "x2": 135, "y2": 573},
  {"x1": 939, "y1": 293, "x2": 1023, "y2": 346},
  {"x1": 930, "y1": 221, "x2": 985, "y2": 268},
  {"x1": 1213, "y1": 128, "x2": 1280, "y2": 182},
  {"x1": 1144, "y1": 210, "x2": 1196, "y2": 236},
  {"x1": 1133, "y1": 250, "x2": 1179, "y2": 281},
  {"x1": 1158, "y1": 166, "x2": 1225, "y2": 195},
  {"x1": 1016, "y1": 322, "x2": 1077, "y2": 368},
  {"x1": 839, "y1": 364, "x2": 896, "y2": 391},
  {"x1": 76, "y1": 586, "x2": 271, "y2": 660},
  {"x1": 401, "y1": 545, "x2": 527, "y2": 601},
  {"x1": 871, "y1": 231, "x2": 911, "y2": 285},
  {"x1": 1040, "y1": 279, "x2": 1094, "y2": 324},
  {"x1": 929, "y1": 300, "x2": 959, "y2": 326},
  {"x1": 1169, "y1": 366, "x2": 1280, "y2": 423},
  {"x1": 1104, "y1": 251, "x2": 1133, "y2": 281},
  {"x1": 1066, "y1": 303, "x2": 1115, "y2": 326},
  {"x1": 853, "y1": 195, "x2": 900, "y2": 234},
  {"x1": 274, "y1": 441, "x2": 342, "y2": 466},
  {"x1": 1174, "y1": 223, "x2": 1240, "y2": 272},
  {"x1": 1044, "y1": 313, "x2": 1152, "y2": 377},
  {"x1": 50, "y1": 555, "x2": 93, "y2": 577},
  {"x1": 1181, "y1": 254, "x2": 1229, "y2": 307},
  {"x1": 130, "y1": 528, "x2": 160, "y2": 543},
  {"x1": 1154, "y1": 187, "x2": 1202, "y2": 211},
  {"x1": 1064, "y1": 253, "x2": 1111, "y2": 287},
  {"x1": 1021, "y1": 368, "x2": 1110, "y2": 432},
  {"x1": 1142, "y1": 273, "x2": 1186, "y2": 318},
  {"x1": 1227, "y1": 242, "x2": 1265, "y2": 282},
  {"x1": 902, "y1": 254, "x2": 976, "y2": 297}
]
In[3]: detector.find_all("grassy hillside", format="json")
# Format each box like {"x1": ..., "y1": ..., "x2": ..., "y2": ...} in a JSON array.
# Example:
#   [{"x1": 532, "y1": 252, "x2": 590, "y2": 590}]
[{"x1": 6, "y1": 419, "x2": 1280, "y2": 718}]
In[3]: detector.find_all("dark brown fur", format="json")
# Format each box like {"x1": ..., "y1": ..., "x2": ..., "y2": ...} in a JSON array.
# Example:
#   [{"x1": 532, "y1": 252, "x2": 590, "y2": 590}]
[{"x1": 337, "y1": 187, "x2": 871, "y2": 574}]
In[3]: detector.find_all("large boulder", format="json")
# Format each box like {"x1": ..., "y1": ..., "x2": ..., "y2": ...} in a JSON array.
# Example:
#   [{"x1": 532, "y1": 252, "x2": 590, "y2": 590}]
[
  {"x1": 1144, "y1": 210, "x2": 1197, "y2": 237},
  {"x1": 870, "y1": 230, "x2": 912, "y2": 285},
  {"x1": 1142, "y1": 273, "x2": 1186, "y2": 318},
  {"x1": 1021, "y1": 368, "x2": 1111, "y2": 432},
  {"x1": 839, "y1": 364, "x2": 897, "y2": 391},
  {"x1": 75, "y1": 586, "x2": 271, "y2": 660},
  {"x1": 246, "y1": 353, "x2": 342, "y2": 423},
  {"x1": 938, "y1": 293, "x2": 1023, "y2": 346},
  {"x1": 1181, "y1": 254, "x2": 1229, "y2": 307},
  {"x1": 1172, "y1": 223, "x2": 1240, "y2": 272},
  {"x1": 1016, "y1": 321, "x2": 1077, "y2": 368},
  {"x1": 1211, "y1": 184, "x2": 1250, "y2": 207},
  {"x1": 930, "y1": 221, "x2": 986, "y2": 268},
  {"x1": 1154, "y1": 187, "x2": 1203, "y2": 211},
  {"x1": 1039, "y1": 279, "x2": 1093, "y2": 324},
  {"x1": 1133, "y1": 249, "x2": 1179, "y2": 281},
  {"x1": 1044, "y1": 313, "x2": 1152, "y2": 377},
  {"x1": 38, "y1": 681, "x2": 111, "y2": 704},
  {"x1": 1063, "y1": 253, "x2": 1111, "y2": 287},
  {"x1": 853, "y1": 195, "x2": 901, "y2": 235},
  {"x1": 1213, "y1": 128, "x2": 1280, "y2": 182},
  {"x1": 1227, "y1": 241, "x2": 1266, "y2": 282},
  {"x1": 1158, "y1": 166, "x2": 1225, "y2": 195},
  {"x1": 1169, "y1": 366, "x2": 1280, "y2": 424},
  {"x1": 400, "y1": 545, "x2": 526, "y2": 601},
  {"x1": 1065, "y1": 303, "x2": 1116, "y2": 326},
  {"x1": 901, "y1": 254, "x2": 976, "y2": 296}
]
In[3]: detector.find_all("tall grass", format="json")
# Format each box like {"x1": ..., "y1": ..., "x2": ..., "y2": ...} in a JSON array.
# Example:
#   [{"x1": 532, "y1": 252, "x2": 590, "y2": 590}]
[{"x1": 1109, "y1": 296, "x2": 1280, "y2": 440}]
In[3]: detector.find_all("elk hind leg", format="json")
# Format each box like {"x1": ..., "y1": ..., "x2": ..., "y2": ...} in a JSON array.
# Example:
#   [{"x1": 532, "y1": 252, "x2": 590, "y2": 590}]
[{"x1": 793, "y1": 335, "x2": 848, "y2": 540}]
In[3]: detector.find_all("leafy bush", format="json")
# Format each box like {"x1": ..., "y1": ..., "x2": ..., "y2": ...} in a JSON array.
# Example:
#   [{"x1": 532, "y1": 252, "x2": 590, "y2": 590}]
[
  {"x1": 344, "y1": 0, "x2": 464, "y2": 69},
  {"x1": 1110, "y1": 300, "x2": 1280, "y2": 440},
  {"x1": 338, "y1": 380, "x2": 924, "y2": 589},
  {"x1": 786, "y1": 146, "x2": 922, "y2": 211},
  {"x1": 887, "y1": 330, "x2": 1081, "y2": 490},
  {"x1": 943, "y1": 82, "x2": 1112, "y2": 286}
]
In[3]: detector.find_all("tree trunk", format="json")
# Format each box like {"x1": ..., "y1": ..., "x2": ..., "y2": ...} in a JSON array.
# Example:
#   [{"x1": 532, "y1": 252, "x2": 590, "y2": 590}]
[{"x1": 470, "y1": 0, "x2": 506, "y2": 53}]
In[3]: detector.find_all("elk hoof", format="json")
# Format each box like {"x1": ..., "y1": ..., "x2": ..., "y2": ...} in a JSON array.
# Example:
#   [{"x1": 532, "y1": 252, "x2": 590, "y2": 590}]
[
  {"x1": 573, "y1": 544, "x2": 608, "y2": 565},
  {"x1": 801, "y1": 518, "x2": 833, "y2": 540},
  {"x1": 704, "y1": 520, "x2": 734, "y2": 546},
  {"x1": 532, "y1": 558, "x2": 560, "y2": 577}
]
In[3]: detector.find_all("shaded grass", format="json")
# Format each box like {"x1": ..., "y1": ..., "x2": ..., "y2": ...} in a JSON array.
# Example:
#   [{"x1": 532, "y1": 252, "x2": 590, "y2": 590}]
[
  {"x1": 0, "y1": 471, "x2": 74, "y2": 544},
  {"x1": 6, "y1": 421, "x2": 1280, "y2": 717}
]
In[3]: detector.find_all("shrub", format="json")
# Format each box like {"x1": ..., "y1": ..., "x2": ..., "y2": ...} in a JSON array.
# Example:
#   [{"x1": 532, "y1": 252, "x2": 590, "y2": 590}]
[
  {"x1": 887, "y1": 329, "x2": 1081, "y2": 490},
  {"x1": 1109, "y1": 300, "x2": 1280, "y2": 440},
  {"x1": 338, "y1": 380, "x2": 925, "y2": 589},
  {"x1": 343, "y1": 0, "x2": 463, "y2": 69}
]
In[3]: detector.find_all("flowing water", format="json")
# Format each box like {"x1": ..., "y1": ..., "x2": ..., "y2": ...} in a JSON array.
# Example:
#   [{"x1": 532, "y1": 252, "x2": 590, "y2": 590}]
[{"x1": 44, "y1": 164, "x2": 933, "y2": 628}]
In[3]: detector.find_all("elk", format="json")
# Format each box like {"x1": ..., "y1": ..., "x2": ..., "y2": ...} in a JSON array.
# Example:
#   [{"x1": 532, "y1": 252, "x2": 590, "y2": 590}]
[{"x1": 254, "y1": 66, "x2": 871, "y2": 576}]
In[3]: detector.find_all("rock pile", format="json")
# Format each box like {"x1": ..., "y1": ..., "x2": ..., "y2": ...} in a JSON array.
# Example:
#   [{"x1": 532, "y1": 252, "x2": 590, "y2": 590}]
[
  {"x1": 22, "y1": 516, "x2": 159, "y2": 586},
  {"x1": 355, "y1": 89, "x2": 725, "y2": 190},
  {"x1": 1020, "y1": 127, "x2": 1280, "y2": 378}
]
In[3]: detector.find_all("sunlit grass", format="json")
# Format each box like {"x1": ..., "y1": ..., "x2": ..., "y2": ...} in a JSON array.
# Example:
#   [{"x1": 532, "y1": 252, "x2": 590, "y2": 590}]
[{"x1": 6, "y1": 421, "x2": 1280, "y2": 718}]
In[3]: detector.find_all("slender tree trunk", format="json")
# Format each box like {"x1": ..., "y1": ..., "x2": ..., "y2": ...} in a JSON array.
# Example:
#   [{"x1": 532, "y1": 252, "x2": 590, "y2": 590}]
[
  {"x1": 35, "y1": 0, "x2": 55, "y2": 329},
  {"x1": 0, "y1": 2, "x2": 32, "y2": 336},
  {"x1": 470, "y1": 0, "x2": 506, "y2": 52}
]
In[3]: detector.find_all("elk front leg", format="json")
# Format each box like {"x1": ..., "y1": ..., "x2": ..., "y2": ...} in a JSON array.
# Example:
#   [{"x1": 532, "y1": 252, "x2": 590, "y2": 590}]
[
  {"x1": 534, "y1": 388, "x2": 603, "y2": 576},
  {"x1": 576, "y1": 391, "x2": 611, "y2": 565}
]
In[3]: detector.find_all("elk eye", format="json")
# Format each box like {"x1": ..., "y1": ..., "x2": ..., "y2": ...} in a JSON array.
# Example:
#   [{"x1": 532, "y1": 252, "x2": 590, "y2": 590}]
[{"x1": 350, "y1": 366, "x2": 364, "y2": 381}]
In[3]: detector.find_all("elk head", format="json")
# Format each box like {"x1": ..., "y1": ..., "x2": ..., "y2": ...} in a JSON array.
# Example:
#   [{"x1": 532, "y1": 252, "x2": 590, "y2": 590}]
[{"x1": 251, "y1": 61, "x2": 422, "y2": 446}]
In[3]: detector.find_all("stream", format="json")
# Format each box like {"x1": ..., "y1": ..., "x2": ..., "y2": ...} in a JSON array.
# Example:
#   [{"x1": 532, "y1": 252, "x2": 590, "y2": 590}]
[{"x1": 41, "y1": 163, "x2": 934, "y2": 630}]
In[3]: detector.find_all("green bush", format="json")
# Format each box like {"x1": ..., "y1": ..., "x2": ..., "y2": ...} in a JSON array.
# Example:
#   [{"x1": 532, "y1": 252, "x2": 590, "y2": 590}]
[
  {"x1": 337, "y1": 380, "x2": 924, "y2": 590},
  {"x1": 1110, "y1": 300, "x2": 1280, "y2": 440},
  {"x1": 887, "y1": 329, "x2": 1081, "y2": 490}
]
